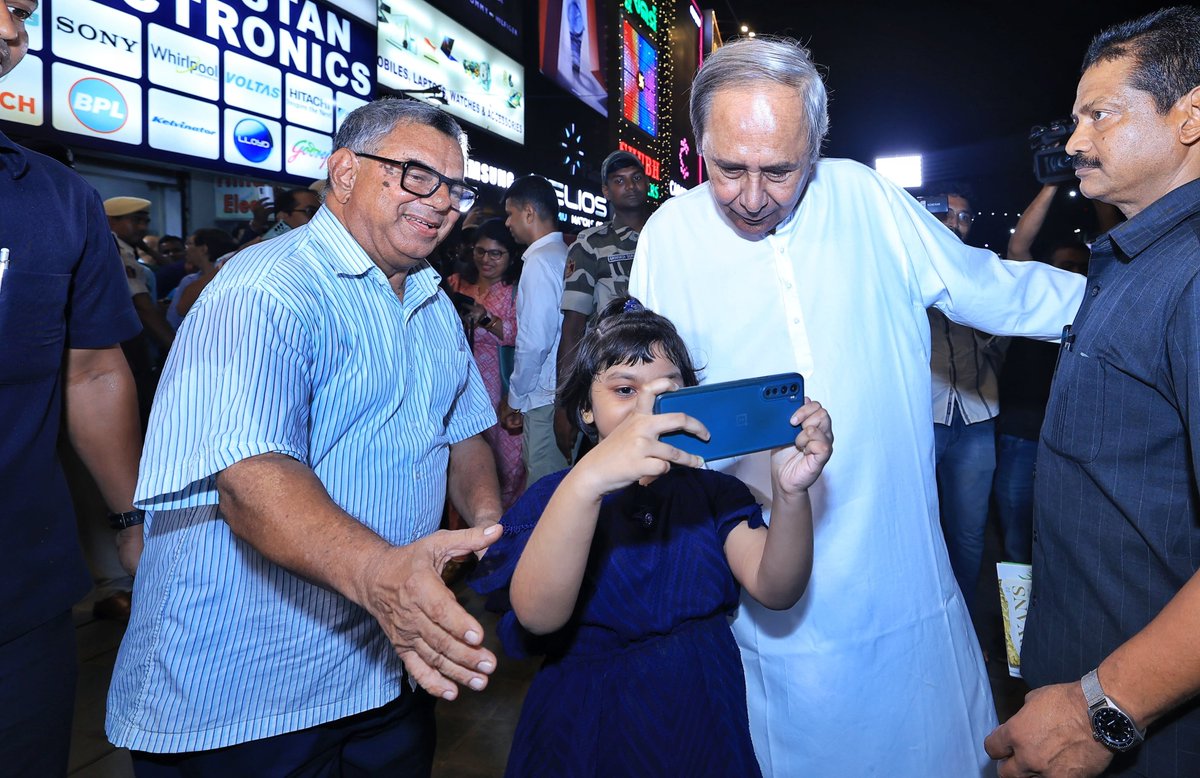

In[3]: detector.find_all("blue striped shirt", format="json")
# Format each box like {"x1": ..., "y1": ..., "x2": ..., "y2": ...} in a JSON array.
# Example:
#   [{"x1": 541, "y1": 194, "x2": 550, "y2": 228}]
[{"x1": 106, "y1": 207, "x2": 495, "y2": 752}]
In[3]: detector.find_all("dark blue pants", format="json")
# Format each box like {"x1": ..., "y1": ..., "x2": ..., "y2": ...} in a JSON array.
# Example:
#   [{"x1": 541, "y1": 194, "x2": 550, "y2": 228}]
[
  {"x1": 993, "y1": 433, "x2": 1038, "y2": 564},
  {"x1": 0, "y1": 610, "x2": 78, "y2": 778},
  {"x1": 132, "y1": 690, "x2": 436, "y2": 777},
  {"x1": 934, "y1": 414, "x2": 997, "y2": 612}
]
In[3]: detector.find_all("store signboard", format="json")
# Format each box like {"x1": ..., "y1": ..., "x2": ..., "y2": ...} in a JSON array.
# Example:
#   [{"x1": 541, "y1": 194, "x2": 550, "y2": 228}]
[
  {"x1": 0, "y1": 0, "x2": 374, "y2": 184},
  {"x1": 377, "y1": 0, "x2": 524, "y2": 144},
  {"x1": 432, "y1": 0, "x2": 522, "y2": 58},
  {"x1": 214, "y1": 177, "x2": 275, "y2": 219}
]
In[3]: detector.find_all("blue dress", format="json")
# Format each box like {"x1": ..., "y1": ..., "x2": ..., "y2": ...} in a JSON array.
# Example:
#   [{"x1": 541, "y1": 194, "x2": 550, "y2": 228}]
[{"x1": 470, "y1": 466, "x2": 766, "y2": 777}]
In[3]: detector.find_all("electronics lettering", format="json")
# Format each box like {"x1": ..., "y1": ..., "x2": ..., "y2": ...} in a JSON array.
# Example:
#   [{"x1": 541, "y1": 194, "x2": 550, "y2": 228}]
[{"x1": 117, "y1": 0, "x2": 371, "y2": 96}]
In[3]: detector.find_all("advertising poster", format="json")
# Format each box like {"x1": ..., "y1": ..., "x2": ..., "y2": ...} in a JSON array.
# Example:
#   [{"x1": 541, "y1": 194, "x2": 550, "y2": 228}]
[
  {"x1": 539, "y1": 0, "x2": 607, "y2": 117},
  {"x1": 0, "y1": 0, "x2": 374, "y2": 184},
  {"x1": 434, "y1": 0, "x2": 522, "y2": 58},
  {"x1": 377, "y1": 0, "x2": 525, "y2": 144}
]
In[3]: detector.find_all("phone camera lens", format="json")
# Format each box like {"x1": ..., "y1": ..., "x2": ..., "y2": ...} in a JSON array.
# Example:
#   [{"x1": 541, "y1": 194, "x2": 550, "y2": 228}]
[{"x1": 790, "y1": 383, "x2": 798, "y2": 393}]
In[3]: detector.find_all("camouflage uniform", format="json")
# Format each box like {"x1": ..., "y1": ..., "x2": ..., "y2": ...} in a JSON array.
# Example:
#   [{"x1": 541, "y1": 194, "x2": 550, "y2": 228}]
[{"x1": 560, "y1": 222, "x2": 640, "y2": 316}]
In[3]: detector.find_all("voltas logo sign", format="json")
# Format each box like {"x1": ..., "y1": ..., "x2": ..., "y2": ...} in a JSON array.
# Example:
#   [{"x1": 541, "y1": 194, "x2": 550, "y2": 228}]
[
  {"x1": 68, "y1": 77, "x2": 128, "y2": 133},
  {"x1": 227, "y1": 72, "x2": 280, "y2": 98},
  {"x1": 233, "y1": 118, "x2": 273, "y2": 162}
]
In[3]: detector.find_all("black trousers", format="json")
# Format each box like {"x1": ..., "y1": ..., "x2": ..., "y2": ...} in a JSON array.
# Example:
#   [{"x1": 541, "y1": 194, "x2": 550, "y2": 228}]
[
  {"x1": 132, "y1": 690, "x2": 436, "y2": 777},
  {"x1": 0, "y1": 610, "x2": 79, "y2": 778}
]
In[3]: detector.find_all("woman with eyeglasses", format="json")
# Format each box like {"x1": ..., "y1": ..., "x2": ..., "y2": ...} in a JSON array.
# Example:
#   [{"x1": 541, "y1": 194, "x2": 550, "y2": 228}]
[{"x1": 446, "y1": 218, "x2": 526, "y2": 509}]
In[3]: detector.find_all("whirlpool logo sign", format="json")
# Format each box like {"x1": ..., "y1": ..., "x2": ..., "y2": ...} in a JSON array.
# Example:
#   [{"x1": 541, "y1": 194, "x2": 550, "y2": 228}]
[
  {"x1": 233, "y1": 118, "x2": 273, "y2": 163},
  {"x1": 68, "y1": 77, "x2": 128, "y2": 133}
]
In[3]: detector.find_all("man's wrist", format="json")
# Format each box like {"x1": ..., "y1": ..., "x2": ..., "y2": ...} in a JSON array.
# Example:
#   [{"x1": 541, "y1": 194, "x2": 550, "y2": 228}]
[{"x1": 108, "y1": 508, "x2": 145, "y2": 530}]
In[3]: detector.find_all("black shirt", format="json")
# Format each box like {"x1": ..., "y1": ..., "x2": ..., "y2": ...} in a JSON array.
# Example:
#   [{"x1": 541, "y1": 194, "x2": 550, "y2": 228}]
[
  {"x1": 1025, "y1": 177, "x2": 1200, "y2": 776},
  {"x1": 0, "y1": 130, "x2": 141, "y2": 642}
]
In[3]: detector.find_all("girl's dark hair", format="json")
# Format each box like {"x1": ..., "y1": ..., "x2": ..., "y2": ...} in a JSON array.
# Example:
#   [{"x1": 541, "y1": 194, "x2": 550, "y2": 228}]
[
  {"x1": 461, "y1": 217, "x2": 523, "y2": 285},
  {"x1": 191, "y1": 228, "x2": 238, "y2": 261},
  {"x1": 557, "y1": 296, "x2": 700, "y2": 441}
]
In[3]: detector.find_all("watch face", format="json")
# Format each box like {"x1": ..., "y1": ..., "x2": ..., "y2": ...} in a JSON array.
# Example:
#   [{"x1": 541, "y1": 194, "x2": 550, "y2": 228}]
[{"x1": 1093, "y1": 707, "x2": 1139, "y2": 750}]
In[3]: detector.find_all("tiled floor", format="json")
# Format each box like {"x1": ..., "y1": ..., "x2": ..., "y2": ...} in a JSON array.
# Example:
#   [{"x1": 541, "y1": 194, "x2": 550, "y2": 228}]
[{"x1": 67, "y1": 523, "x2": 1026, "y2": 778}]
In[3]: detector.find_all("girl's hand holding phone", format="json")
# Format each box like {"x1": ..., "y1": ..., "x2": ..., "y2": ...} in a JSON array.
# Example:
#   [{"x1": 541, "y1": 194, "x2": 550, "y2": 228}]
[
  {"x1": 573, "y1": 377, "x2": 710, "y2": 499},
  {"x1": 770, "y1": 399, "x2": 833, "y2": 497}
]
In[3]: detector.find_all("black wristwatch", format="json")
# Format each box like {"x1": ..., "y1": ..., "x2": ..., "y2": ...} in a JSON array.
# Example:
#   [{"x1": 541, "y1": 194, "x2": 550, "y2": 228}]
[
  {"x1": 1082, "y1": 669, "x2": 1145, "y2": 752},
  {"x1": 477, "y1": 314, "x2": 493, "y2": 329},
  {"x1": 108, "y1": 509, "x2": 146, "y2": 531}
]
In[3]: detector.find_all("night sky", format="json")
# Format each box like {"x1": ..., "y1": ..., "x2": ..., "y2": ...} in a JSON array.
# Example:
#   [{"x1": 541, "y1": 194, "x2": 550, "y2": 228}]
[{"x1": 712, "y1": 2, "x2": 1174, "y2": 250}]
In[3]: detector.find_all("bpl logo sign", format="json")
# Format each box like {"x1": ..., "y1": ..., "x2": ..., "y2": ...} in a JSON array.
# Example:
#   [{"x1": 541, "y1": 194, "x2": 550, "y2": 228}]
[{"x1": 68, "y1": 78, "x2": 128, "y2": 133}]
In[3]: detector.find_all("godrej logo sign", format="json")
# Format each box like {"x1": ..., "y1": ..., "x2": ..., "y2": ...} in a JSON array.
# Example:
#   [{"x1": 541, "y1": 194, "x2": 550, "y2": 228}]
[
  {"x1": 233, "y1": 118, "x2": 273, "y2": 163},
  {"x1": 68, "y1": 77, "x2": 128, "y2": 133}
]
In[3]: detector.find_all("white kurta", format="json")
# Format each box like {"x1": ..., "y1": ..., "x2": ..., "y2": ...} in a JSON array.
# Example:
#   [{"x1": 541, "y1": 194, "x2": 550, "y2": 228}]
[{"x1": 629, "y1": 159, "x2": 1084, "y2": 777}]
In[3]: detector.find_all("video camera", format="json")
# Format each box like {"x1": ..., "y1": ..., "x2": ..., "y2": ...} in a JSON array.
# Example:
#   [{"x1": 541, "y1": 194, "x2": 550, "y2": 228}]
[
  {"x1": 1029, "y1": 120, "x2": 1077, "y2": 185},
  {"x1": 917, "y1": 194, "x2": 949, "y2": 216}
]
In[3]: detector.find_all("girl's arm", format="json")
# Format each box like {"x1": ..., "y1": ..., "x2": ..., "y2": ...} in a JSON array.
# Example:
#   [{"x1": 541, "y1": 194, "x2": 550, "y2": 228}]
[
  {"x1": 509, "y1": 378, "x2": 709, "y2": 634},
  {"x1": 725, "y1": 401, "x2": 832, "y2": 610},
  {"x1": 508, "y1": 467, "x2": 605, "y2": 634}
]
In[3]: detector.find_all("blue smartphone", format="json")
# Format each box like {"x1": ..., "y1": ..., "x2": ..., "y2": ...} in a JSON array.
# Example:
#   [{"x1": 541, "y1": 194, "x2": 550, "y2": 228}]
[{"x1": 652, "y1": 372, "x2": 805, "y2": 461}]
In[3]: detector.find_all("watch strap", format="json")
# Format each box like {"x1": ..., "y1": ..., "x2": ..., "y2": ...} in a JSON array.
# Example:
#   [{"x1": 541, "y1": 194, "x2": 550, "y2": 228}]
[
  {"x1": 1082, "y1": 669, "x2": 1106, "y2": 709},
  {"x1": 108, "y1": 509, "x2": 146, "y2": 531}
]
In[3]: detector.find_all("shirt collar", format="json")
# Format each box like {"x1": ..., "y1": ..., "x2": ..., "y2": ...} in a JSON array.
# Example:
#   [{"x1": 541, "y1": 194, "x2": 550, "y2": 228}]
[
  {"x1": 305, "y1": 206, "x2": 377, "y2": 278},
  {"x1": 304, "y1": 204, "x2": 442, "y2": 307},
  {"x1": 1109, "y1": 177, "x2": 1200, "y2": 259},
  {"x1": 0, "y1": 129, "x2": 30, "y2": 179},
  {"x1": 525, "y1": 231, "x2": 564, "y2": 254}
]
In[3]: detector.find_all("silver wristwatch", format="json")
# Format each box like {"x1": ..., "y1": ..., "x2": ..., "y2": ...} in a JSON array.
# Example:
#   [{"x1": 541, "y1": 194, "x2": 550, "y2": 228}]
[{"x1": 1082, "y1": 669, "x2": 1145, "y2": 752}]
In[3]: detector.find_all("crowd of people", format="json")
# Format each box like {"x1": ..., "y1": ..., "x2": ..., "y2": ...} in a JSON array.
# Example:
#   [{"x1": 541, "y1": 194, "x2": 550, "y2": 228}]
[{"x1": 4, "y1": 3, "x2": 1200, "y2": 777}]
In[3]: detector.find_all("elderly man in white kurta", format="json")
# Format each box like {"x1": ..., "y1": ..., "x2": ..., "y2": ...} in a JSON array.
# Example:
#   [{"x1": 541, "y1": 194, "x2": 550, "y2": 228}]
[{"x1": 629, "y1": 38, "x2": 1085, "y2": 777}]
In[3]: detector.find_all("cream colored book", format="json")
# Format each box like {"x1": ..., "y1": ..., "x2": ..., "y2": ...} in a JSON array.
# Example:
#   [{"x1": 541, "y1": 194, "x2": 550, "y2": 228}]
[{"x1": 996, "y1": 562, "x2": 1033, "y2": 679}]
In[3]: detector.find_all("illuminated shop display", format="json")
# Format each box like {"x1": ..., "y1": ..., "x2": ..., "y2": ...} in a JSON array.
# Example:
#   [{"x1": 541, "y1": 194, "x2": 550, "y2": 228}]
[
  {"x1": 620, "y1": 18, "x2": 656, "y2": 137},
  {"x1": 378, "y1": 0, "x2": 525, "y2": 144},
  {"x1": 615, "y1": 0, "x2": 671, "y2": 202},
  {"x1": 0, "y1": 0, "x2": 374, "y2": 184}
]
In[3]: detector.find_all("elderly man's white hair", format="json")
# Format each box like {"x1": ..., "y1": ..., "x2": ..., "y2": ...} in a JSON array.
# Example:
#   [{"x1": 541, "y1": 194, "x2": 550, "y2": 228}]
[{"x1": 689, "y1": 36, "x2": 829, "y2": 165}]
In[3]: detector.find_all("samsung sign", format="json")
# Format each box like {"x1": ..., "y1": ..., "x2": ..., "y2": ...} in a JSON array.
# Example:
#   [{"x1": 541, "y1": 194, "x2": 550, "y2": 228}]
[{"x1": 0, "y1": 0, "x2": 373, "y2": 184}]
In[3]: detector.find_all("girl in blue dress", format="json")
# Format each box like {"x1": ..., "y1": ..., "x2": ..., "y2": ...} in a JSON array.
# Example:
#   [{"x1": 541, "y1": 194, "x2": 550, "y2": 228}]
[{"x1": 471, "y1": 297, "x2": 832, "y2": 777}]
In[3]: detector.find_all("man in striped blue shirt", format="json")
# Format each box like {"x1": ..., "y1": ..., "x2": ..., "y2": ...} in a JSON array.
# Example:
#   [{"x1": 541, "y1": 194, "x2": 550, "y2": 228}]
[{"x1": 107, "y1": 101, "x2": 504, "y2": 775}]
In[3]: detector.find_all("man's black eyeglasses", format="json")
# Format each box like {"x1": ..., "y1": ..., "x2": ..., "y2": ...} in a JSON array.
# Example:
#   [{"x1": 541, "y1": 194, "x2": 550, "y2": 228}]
[
  {"x1": 286, "y1": 206, "x2": 320, "y2": 217},
  {"x1": 353, "y1": 152, "x2": 478, "y2": 213},
  {"x1": 935, "y1": 209, "x2": 975, "y2": 226}
]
